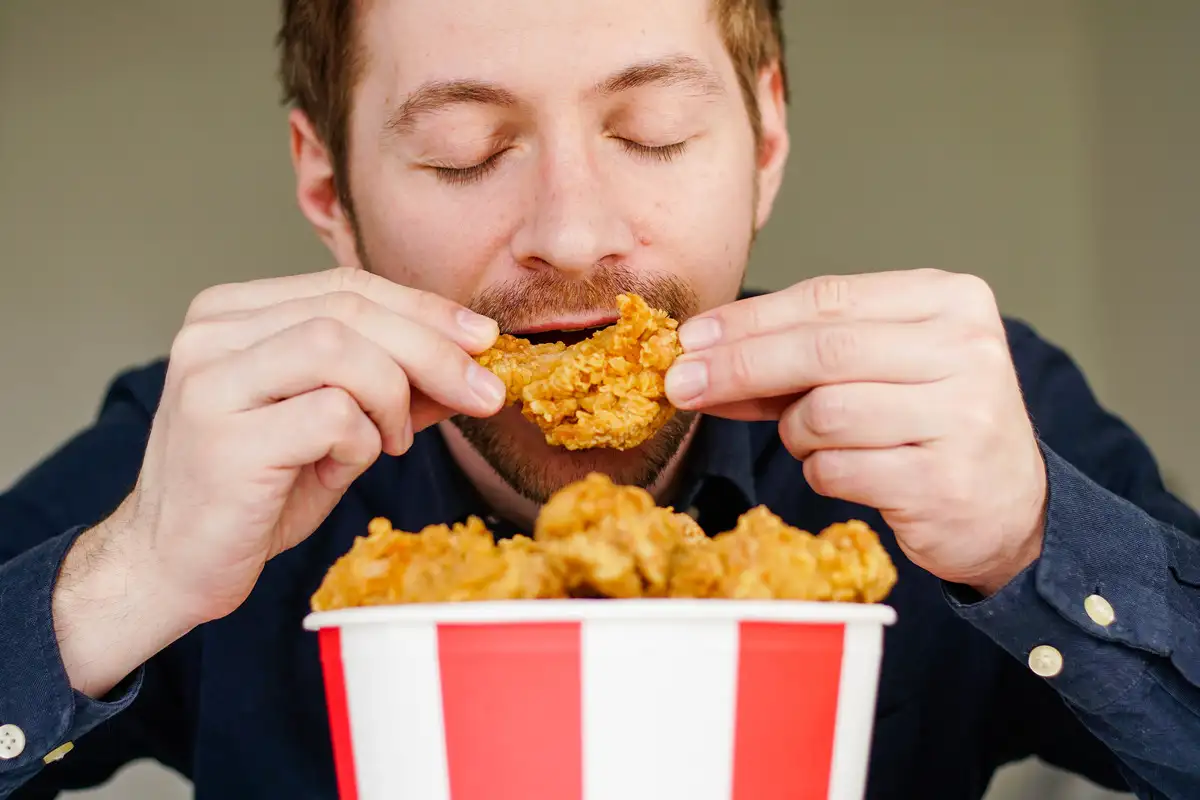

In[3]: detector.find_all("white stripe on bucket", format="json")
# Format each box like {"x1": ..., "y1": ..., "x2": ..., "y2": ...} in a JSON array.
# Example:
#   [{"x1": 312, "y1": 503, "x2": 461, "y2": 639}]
[
  {"x1": 581, "y1": 617, "x2": 740, "y2": 800},
  {"x1": 340, "y1": 622, "x2": 452, "y2": 800},
  {"x1": 826, "y1": 622, "x2": 885, "y2": 800}
]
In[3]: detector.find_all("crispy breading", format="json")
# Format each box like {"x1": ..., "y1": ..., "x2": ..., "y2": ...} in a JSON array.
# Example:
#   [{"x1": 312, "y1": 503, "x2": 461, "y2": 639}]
[
  {"x1": 310, "y1": 475, "x2": 898, "y2": 611},
  {"x1": 475, "y1": 293, "x2": 683, "y2": 450},
  {"x1": 533, "y1": 473, "x2": 706, "y2": 598},
  {"x1": 310, "y1": 516, "x2": 565, "y2": 611},
  {"x1": 668, "y1": 506, "x2": 898, "y2": 603}
]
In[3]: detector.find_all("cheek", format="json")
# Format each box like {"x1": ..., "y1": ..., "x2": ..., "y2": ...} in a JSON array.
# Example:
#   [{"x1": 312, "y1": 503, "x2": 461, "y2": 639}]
[
  {"x1": 630, "y1": 144, "x2": 756, "y2": 311},
  {"x1": 349, "y1": 157, "x2": 521, "y2": 305}
]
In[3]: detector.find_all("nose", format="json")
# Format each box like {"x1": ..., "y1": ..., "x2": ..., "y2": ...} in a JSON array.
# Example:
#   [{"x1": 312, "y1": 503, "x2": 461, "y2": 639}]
[{"x1": 510, "y1": 134, "x2": 636, "y2": 278}]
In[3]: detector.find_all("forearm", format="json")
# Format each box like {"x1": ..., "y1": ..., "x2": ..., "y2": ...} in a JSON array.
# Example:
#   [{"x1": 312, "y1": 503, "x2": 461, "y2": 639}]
[{"x1": 51, "y1": 506, "x2": 196, "y2": 700}]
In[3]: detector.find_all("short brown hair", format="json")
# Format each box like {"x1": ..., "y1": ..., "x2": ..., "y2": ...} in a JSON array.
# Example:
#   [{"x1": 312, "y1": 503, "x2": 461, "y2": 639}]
[{"x1": 278, "y1": 0, "x2": 787, "y2": 207}]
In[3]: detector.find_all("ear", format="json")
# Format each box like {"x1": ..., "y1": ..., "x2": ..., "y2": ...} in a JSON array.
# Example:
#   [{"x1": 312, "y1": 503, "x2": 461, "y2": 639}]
[
  {"x1": 752, "y1": 61, "x2": 790, "y2": 231},
  {"x1": 289, "y1": 108, "x2": 363, "y2": 268}
]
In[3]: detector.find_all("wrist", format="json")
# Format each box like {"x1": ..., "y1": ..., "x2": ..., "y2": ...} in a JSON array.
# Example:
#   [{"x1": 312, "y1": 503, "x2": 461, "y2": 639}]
[
  {"x1": 52, "y1": 505, "x2": 198, "y2": 698},
  {"x1": 968, "y1": 524, "x2": 1044, "y2": 597}
]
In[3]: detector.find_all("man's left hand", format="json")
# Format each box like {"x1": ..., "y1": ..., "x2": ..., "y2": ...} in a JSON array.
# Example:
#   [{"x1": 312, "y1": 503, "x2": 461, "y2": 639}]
[{"x1": 665, "y1": 269, "x2": 1047, "y2": 595}]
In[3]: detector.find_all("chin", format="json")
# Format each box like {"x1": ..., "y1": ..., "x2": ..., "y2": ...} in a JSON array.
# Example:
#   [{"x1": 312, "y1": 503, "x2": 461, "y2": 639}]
[{"x1": 450, "y1": 406, "x2": 696, "y2": 504}]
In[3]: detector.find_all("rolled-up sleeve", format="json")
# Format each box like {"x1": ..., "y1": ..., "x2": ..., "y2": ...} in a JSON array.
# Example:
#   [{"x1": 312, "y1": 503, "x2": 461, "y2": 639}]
[
  {"x1": 0, "y1": 527, "x2": 144, "y2": 794},
  {"x1": 948, "y1": 320, "x2": 1200, "y2": 799}
]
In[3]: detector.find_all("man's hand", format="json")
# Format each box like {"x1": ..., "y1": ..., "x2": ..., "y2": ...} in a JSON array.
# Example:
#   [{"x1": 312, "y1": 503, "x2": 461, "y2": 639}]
[
  {"x1": 665, "y1": 269, "x2": 1047, "y2": 596},
  {"x1": 53, "y1": 268, "x2": 506, "y2": 697}
]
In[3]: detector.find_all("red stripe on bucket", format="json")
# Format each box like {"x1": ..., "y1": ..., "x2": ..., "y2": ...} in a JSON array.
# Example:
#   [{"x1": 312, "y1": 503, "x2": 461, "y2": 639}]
[
  {"x1": 318, "y1": 627, "x2": 359, "y2": 800},
  {"x1": 438, "y1": 622, "x2": 584, "y2": 800},
  {"x1": 732, "y1": 622, "x2": 845, "y2": 800}
]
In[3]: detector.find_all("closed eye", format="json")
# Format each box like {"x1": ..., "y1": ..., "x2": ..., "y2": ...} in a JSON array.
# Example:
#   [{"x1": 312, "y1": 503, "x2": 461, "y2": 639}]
[
  {"x1": 431, "y1": 149, "x2": 510, "y2": 186},
  {"x1": 617, "y1": 138, "x2": 689, "y2": 163}
]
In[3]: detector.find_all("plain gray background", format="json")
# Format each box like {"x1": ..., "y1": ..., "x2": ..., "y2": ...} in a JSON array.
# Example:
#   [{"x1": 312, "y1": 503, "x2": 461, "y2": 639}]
[{"x1": 2, "y1": 1, "x2": 1195, "y2": 798}]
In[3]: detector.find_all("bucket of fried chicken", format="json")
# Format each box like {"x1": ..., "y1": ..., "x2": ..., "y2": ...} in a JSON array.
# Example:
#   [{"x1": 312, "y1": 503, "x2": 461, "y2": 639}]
[{"x1": 303, "y1": 474, "x2": 898, "y2": 800}]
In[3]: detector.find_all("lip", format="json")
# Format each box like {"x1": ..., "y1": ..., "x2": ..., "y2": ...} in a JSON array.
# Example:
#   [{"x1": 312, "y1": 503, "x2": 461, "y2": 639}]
[{"x1": 509, "y1": 314, "x2": 618, "y2": 336}]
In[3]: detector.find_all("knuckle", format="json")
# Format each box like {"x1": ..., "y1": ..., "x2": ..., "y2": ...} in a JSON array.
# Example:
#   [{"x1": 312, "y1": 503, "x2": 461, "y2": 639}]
[
  {"x1": 970, "y1": 332, "x2": 1012, "y2": 370},
  {"x1": 321, "y1": 290, "x2": 372, "y2": 323},
  {"x1": 359, "y1": 425, "x2": 385, "y2": 461},
  {"x1": 728, "y1": 344, "x2": 761, "y2": 386},
  {"x1": 915, "y1": 267, "x2": 952, "y2": 282},
  {"x1": 185, "y1": 284, "x2": 235, "y2": 322},
  {"x1": 300, "y1": 317, "x2": 353, "y2": 360},
  {"x1": 779, "y1": 411, "x2": 811, "y2": 457},
  {"x1": 169, "y1": 323, "x2": 209, "y2": 368},
  {"x1": 418, "y1": 334, "x2": 467, "y2": 384},
  {"x1": 319, "y1": 388, "x2": 361, "y2": 432},
  {"x1": 804, "y1": 451, "x2": 847, "y2": 496},
  {"x1": 953, "y1": 273, "x2": 998, "y2": 315},
  {"x1": 812, "y1": 325, "x2": 857, "y2": 373},
  {"x1": 327, "y1": 266, "x2": 374, "y2": 295},
  {"x1": 798, "y1": 275, "x2": 853, "y2": 318},
  {"x1": 410, "y1": 287, "x2": 454, "y2": 325},
  {"x1": 802, "y1": 387, "x2": 848, "y2": 436},
  {"x1": 962, "y1": 401, "x2": 999, "y2": 433}
]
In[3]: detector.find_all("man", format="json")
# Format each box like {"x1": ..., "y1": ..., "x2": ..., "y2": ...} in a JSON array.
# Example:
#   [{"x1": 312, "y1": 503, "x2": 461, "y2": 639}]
[{"x1": 0, "y1": 0, "x2": 1196, "y2": 797}]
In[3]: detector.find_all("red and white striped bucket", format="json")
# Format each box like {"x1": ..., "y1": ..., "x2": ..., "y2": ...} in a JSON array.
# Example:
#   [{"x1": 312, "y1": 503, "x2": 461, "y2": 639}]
[{"x1": 304, "y1": 600, "x2": 896, "y2": 800}]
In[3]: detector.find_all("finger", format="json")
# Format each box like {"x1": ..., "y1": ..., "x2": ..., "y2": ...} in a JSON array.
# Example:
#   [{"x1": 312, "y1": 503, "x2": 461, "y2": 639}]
[
  {"x1": 666, "y1": 321, "x2": 955, "y2": 410},
  {"x1": 409, "y1": 396, "x2": 457, "y2": 433},
  {"x1": 677, "y1": 270, "x2": 991, "y2": 350},
  {"x1": 693, "y1": 396, "x2": 796, "y2": 422},
  {"x1": 238, "y1": 387, "x2": 385, "y2": 489},
  {"x1": 803, "y1": 446, "x2": 929, "y2": 512},
  {"x1": 185, "y1": 268, "x2": 498, "y2": 353},
  {"x1": 185, "y1": 302, "x2": 505, "y2": 418},
  {"x1": 780, "y1": 382, "x2": 948, "y2": 460},
  {"x1": 185, "y1": 320, "x2": 414, "y2": 454}
]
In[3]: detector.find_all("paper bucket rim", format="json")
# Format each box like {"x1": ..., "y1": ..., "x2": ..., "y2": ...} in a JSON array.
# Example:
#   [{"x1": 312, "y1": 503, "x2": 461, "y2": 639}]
[{"x1": 303, "y1": 598, "x2": 897, "y2": 631}]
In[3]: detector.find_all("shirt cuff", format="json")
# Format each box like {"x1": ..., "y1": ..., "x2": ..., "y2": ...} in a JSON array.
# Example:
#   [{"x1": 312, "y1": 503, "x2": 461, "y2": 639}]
[
  {"x1": 0, "y1": 526, "x2": 143, "y2": 777},
  {"x1": 946, "y1": 444, "x2": 1199, "y2": 712}
]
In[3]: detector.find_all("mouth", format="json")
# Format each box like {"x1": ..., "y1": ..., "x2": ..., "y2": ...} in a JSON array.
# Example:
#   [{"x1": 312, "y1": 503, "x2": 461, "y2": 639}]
[{"x1": 512, "y1": 317, "x2": 617, "y2": 347}]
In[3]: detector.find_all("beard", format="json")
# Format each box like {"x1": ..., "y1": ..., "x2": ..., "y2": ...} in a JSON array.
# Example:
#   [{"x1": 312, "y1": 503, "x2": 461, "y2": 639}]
[{"x1": 451, "y1": 406, "x2": 699, "y2": 504}]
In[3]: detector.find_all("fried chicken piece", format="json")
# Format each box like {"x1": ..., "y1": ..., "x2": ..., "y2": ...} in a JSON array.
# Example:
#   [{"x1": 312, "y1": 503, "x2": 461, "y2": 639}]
[
  {"x1": 534, "y1": 473, "x2": 706, "y2": 598},
  {"x1": 475, "y1": 293, "x2": 683, "y2": 451},
  {"x1": 310, "y1": 516, "x2": 565, "y2": 611},
  {"x1": 668, "y1": 506, "x2": 898, "y2": 603}
]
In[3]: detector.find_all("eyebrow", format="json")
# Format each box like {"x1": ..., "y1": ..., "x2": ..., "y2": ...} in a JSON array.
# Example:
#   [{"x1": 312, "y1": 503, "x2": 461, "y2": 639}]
[
  {"x1": 384, "y1": 81, "x2": 518, "y2": 136},
  {"x1": 382, "y1": 55, "x2": 724, "y2": 138},
  {"x1": 594, "y1": 55, "x2": 725, "y2": 98}
]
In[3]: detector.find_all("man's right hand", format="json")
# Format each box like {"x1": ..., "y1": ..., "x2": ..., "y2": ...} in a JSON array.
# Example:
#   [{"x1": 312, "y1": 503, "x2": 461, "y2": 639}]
[{"x1": 52, "y1": 268, "x2": 505, "y2": 698}]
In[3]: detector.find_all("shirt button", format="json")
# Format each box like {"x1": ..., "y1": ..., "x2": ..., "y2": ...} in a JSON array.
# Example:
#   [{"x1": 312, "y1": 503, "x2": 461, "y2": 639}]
[
  {"x1": 44, "y1": 741, "x2": 74, "y2": 764},
  {"x1": 1028, "y1": 644, "x2": 1064, "y2": 678},
  {"x1": 0, "y1": 724, "x2": 26, "y2": 760},
  {"x1": 1085, "y1": 594, "x2": 1115, "y2": 627}
]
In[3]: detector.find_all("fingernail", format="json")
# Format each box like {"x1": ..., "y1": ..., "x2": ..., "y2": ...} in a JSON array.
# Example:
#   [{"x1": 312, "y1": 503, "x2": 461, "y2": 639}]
[
  {"x1": 468, "y1": 363, "x2": 506, "y2": 410},
  {"x1": 666, "y1": 360, "x2": 709, "y2": 403},
  {"x1": 679, "y1": 317, "x2": 722, "y2": 350},
  {"x1": 458, "y1": 310, "x2": 498, "y2": 343}
]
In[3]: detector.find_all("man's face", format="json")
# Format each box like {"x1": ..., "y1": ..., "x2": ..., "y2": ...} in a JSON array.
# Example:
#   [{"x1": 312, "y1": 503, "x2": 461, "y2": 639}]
[{"x1": 296, "y1": 0, "x2": 788, "y2": 501}]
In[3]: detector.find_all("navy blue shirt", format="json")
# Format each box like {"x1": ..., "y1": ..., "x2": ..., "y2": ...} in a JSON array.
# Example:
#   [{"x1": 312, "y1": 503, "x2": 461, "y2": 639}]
[{"x1": 2, "y1": 317, "x2": 1199, "y2": 799}]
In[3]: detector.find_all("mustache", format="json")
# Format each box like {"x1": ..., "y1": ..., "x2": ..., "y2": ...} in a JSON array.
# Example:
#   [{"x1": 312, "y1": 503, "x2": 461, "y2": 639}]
[{"x1": 467, "y1": 264, "x2": 700, "y2": 332}]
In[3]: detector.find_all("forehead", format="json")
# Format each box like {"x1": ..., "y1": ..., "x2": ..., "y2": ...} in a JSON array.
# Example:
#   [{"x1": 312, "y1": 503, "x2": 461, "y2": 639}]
[{"x1": 357, "y1": 0, "x2": 729, "y2": 96}]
